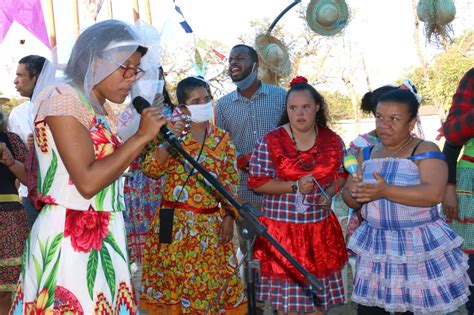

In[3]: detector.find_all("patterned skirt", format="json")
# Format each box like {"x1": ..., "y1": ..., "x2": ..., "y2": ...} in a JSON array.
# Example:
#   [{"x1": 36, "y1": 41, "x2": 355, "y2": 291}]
[
  {"x1": 123, "y1": 158, "x2": 163, "y2": 264},
  {"x1": 447, "y1": 167, "x2": 474, "y2": 253},
  {"x1": 0, "y1": 202, "x2": 29, "y2": 292},
  {"x1": 140, "y1": 207, "x2": 246, "y2": 314},
  {"x1": 349, "y1": 218, "x2": 471, "y2": 314}
]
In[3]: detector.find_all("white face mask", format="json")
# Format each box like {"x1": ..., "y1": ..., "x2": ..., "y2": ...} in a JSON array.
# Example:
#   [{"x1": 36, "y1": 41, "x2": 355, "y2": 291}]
[
  {"x1": 186, "y1": 101, "x2": 213, "y2": 123},
  {"x1": 131, "y1": 79, "x2": 164, "y2": 105}
]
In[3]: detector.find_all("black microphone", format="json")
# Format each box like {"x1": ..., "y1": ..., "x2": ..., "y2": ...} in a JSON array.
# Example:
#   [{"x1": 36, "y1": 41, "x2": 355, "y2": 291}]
[{"x1": 132, "y1": 96, "x2": 179, "y2": 145}]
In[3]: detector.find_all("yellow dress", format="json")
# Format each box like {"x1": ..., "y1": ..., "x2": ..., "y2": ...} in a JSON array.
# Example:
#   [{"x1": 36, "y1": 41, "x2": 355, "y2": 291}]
[{"x1": 140, "y1": 114, "x2": 246, "y2": 315}]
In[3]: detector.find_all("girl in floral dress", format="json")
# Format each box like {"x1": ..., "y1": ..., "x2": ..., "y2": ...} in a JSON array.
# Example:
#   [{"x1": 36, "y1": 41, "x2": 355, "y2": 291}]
[
  {"x1": 140, "y1": 77, "x2": 246, "y2": 314},
  {"x1": 9, "y1": 20, "x2": 167, "y2": 314}
]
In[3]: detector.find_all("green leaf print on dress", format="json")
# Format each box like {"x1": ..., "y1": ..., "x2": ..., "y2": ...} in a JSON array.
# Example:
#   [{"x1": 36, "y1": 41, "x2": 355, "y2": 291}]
[
  {"x1": 30, "y1": 232, "x2": 64, "y2": 309},
  {"x1": 100, "y1": 245, "x2": 116, "y2": 300},
  {"x1": 41, "y1": 150, "x2": 57, "y2": 195},
  {"x1": 87, "y1": 249, "x2": 99, "y2": 300}
]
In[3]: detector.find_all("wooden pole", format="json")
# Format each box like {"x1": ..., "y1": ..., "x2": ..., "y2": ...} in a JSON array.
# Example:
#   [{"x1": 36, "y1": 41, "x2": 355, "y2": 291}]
[
  {"x1": 133, "y1": 0, "x2": 140, "y2": 22},
  {"x1": 107, "y1": 0, "x2": 113, "y2": 19},
  {"x1": 144, "y1": 0, "x2": 152, "y2": 24},
  {"x1": 73, "y1": 0, "x2": 80, "y2": 37},
  {"x1": 44, "y1": 0, "x2": 57, "y2": 65}
]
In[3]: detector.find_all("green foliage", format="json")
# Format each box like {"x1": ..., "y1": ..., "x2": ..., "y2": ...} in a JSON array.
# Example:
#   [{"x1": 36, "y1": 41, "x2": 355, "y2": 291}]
[
  {"x1": 322, "y1": 91, "x2": 354, "y2": 121},
  {"x1": 407, "y1": 31, "x2": 474, "y2": 114},
  {"x1": 1, "y1": 97, "x2": 26, "y2": 113}
]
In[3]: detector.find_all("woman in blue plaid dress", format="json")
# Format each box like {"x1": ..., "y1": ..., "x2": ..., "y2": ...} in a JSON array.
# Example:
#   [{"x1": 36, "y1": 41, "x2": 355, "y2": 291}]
[{"x1": 343, "y1": 89, "x2": 471, "y2": 314}]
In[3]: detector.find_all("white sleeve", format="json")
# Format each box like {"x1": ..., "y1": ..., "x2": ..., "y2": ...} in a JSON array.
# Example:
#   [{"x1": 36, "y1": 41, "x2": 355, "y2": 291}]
[{"x1": 7, "y1": 108, "x2": 31, "y2": 143}]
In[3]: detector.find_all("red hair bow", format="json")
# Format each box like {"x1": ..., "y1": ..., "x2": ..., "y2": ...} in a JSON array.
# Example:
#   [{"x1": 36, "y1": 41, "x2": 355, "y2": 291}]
[{"x1": 290, "y1": 76, "x2": 308, "y2": 87}]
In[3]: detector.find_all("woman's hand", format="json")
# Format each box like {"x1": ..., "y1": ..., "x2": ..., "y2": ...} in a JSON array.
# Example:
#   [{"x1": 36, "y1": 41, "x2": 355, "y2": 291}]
[
  {"x1": 0, "y1": 142, "x2": 15, "y2": 167},
  {"x1": 319, "y1": 194, "x2": 332, "y2": 211},
  {"x1": 170, "y1": 119, "x2": 186, "y2": 138},
  {"x1": 297, "y1": 175, "x2": 314, "y2": 194},
  {"x1": 442, "y1": 185, "x2": 458, "y2": 220},
  {"x1": 136, "y1": 106, "x2": 167, "y2": 142},
  {"x1": 219, "y1": 215, "x2": 234, "y2": 244},
  {"x1": 151, "y1": 93, "x2": 165, "y2": 109},
  {"x1": 352, "y1": 172, "x2": 388, "y2": 203}
]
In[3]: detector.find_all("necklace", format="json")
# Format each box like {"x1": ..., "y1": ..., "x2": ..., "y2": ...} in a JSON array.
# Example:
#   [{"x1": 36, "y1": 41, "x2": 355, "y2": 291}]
[
  {"x1": 382, "y1": 135, "x2": 414, "y2": 157},
  {"x1": 289, "y1": 124, "x2": 317, "y2": 171}
]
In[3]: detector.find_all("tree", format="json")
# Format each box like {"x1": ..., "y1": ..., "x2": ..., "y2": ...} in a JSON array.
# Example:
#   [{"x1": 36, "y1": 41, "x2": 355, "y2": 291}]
[{"x1": 407, "y1": 31, "x2": 474, "y2": 118}]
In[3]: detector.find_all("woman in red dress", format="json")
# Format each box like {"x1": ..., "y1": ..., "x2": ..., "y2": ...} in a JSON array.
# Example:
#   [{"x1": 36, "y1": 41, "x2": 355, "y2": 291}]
[{"x1": 248, "y1": 76, "x2": 347, "y2": 314}]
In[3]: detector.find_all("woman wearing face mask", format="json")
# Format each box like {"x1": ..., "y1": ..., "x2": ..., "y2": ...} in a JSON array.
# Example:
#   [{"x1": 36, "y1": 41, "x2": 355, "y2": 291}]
[
  {"x1": 9, "y1": 20, "x2": 167, "y2": 314},
  {"x1": 140, "y1": 77, "x2": 246, "y2": 314}
]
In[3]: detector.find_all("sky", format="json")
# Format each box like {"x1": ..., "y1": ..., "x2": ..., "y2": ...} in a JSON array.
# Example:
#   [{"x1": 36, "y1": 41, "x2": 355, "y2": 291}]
[{"x1": 1, "y1": 0, "x2": 473, "y2": 98}]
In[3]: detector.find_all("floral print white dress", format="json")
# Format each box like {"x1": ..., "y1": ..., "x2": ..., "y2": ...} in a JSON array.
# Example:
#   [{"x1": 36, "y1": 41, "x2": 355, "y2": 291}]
[{"x1": 9, "y1": 84, "x2": 137, "y2": 314}]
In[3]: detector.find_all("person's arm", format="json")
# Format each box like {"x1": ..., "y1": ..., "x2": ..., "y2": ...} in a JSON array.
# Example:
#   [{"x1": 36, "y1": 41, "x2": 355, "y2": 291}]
[
  {"x1": 248, "y1": 138, "x2": 315, "y2": 195},
  {"x1": 442, "y1": 68, "x2": 474, "y2": 146},
  {"x1": 0, "y1": 142, "x2": 27, "y2": 184},
  {"x1": 442, "y1": 141, "x2": 462, "y2": 219},
  {"x1": 47, "y1": 106, "x2": 165, "y2": 199},
  {"x1": 353, "y1": 141, "x2": 447, "y2": 207}
]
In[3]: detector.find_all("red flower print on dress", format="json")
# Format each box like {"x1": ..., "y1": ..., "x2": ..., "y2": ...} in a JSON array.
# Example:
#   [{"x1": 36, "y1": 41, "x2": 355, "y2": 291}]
[
  {"x1": 38, "y1": 194, "x2": 57, "y2": 205},
  {"x1": 90, "y1": 117, "x2": 121, "y2": 160},
  {"x1": 64, "y1": 206, "x2": 110, "y2": 253}
]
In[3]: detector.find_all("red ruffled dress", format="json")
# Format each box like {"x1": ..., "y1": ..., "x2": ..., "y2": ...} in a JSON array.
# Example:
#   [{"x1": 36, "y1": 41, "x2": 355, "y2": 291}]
[{"x1": 248, "y1": 126, "x2": 348, "y2": 312}]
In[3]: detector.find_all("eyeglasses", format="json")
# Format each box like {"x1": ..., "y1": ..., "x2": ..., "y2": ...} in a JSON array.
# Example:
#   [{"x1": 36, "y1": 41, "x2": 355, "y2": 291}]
[
  {"x1": 117, "y1": 64, "x2": 145, "y2": 80},
  {"x1": 301, "y1": 176, "x2": 331, "y2": 206}
]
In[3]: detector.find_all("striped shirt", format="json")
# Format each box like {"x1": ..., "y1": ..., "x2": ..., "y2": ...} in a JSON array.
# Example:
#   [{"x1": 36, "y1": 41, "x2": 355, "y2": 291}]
[{"x1": 216, "y1": 82, "x2": 286, "y2": 205}]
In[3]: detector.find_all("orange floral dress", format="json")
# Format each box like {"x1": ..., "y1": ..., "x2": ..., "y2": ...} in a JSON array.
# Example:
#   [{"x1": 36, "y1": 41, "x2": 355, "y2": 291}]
[{"x1": 140, "y1": 111, "x2": 246, "y2": 315}]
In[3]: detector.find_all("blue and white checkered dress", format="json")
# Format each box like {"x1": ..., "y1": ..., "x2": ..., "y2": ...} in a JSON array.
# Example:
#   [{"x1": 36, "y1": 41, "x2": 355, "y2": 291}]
[{"x1": 348, "y1": 152, "x2": 471, "y2": 314}]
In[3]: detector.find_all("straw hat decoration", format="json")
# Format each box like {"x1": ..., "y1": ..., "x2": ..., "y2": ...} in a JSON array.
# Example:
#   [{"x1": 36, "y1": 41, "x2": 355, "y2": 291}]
[
  {"x1": 0, "y1": 97, "x2": 10, "y2": 107},
  {"x1": 306, "y1": 0, "x2": 349, "y2": 37},
  {"x1": 255, "y1": 33, "x2": 291, "y2": 84},
  {"x1": 416, "y1": 0, "x2": 456, "y2": 45}
]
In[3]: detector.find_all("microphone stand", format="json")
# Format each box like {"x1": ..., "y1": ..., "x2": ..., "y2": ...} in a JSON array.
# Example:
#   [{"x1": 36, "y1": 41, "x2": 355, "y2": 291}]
[{"x1": 162, "y1": 133, "x2": 323, "y2": 315}]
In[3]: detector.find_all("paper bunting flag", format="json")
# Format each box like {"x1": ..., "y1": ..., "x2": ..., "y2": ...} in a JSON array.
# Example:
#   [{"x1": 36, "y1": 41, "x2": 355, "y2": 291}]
[
  {"x1": 0, "y1": 0, "x2": 50, "y2": 48},
  {"x1": 193, "y1": 48, "x2": 206, "y2": 77},
  {"x1": 196, "y1": 38, "x2": 226, "y2": 61},
  {"x1": 174, "y1": 0, "x2": 193, "y2": 33},
  {"x1": 212, "y1": 48, "x2": 225, "y2": 61},
  {"x1": 194, "y1": 48, "x2": 203, "y2": 70},
  {"x1": 196, "y1": 39, "x2": 208, "y2": 50},
  {"x1": 85, "y1": 0, "x2": 104, "y2": 21}
]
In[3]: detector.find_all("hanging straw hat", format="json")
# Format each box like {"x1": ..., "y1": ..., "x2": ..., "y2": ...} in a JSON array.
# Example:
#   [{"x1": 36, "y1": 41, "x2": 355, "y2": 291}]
[
  {"x1": 255, "y1": 34, "x2": 291, "y2": 77},
  {"x1": 306, "y1": 0, "x2": 349, "y2": 37},
  {"x1": 0, "y1": 97, "x2": 10, "y2": 106},
  {"x1": 258, "y1": 64, "x2": 280, "y2": 85},
  {"x1": 416, "y1": 0, "x2": 456, "y2": 45}
]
